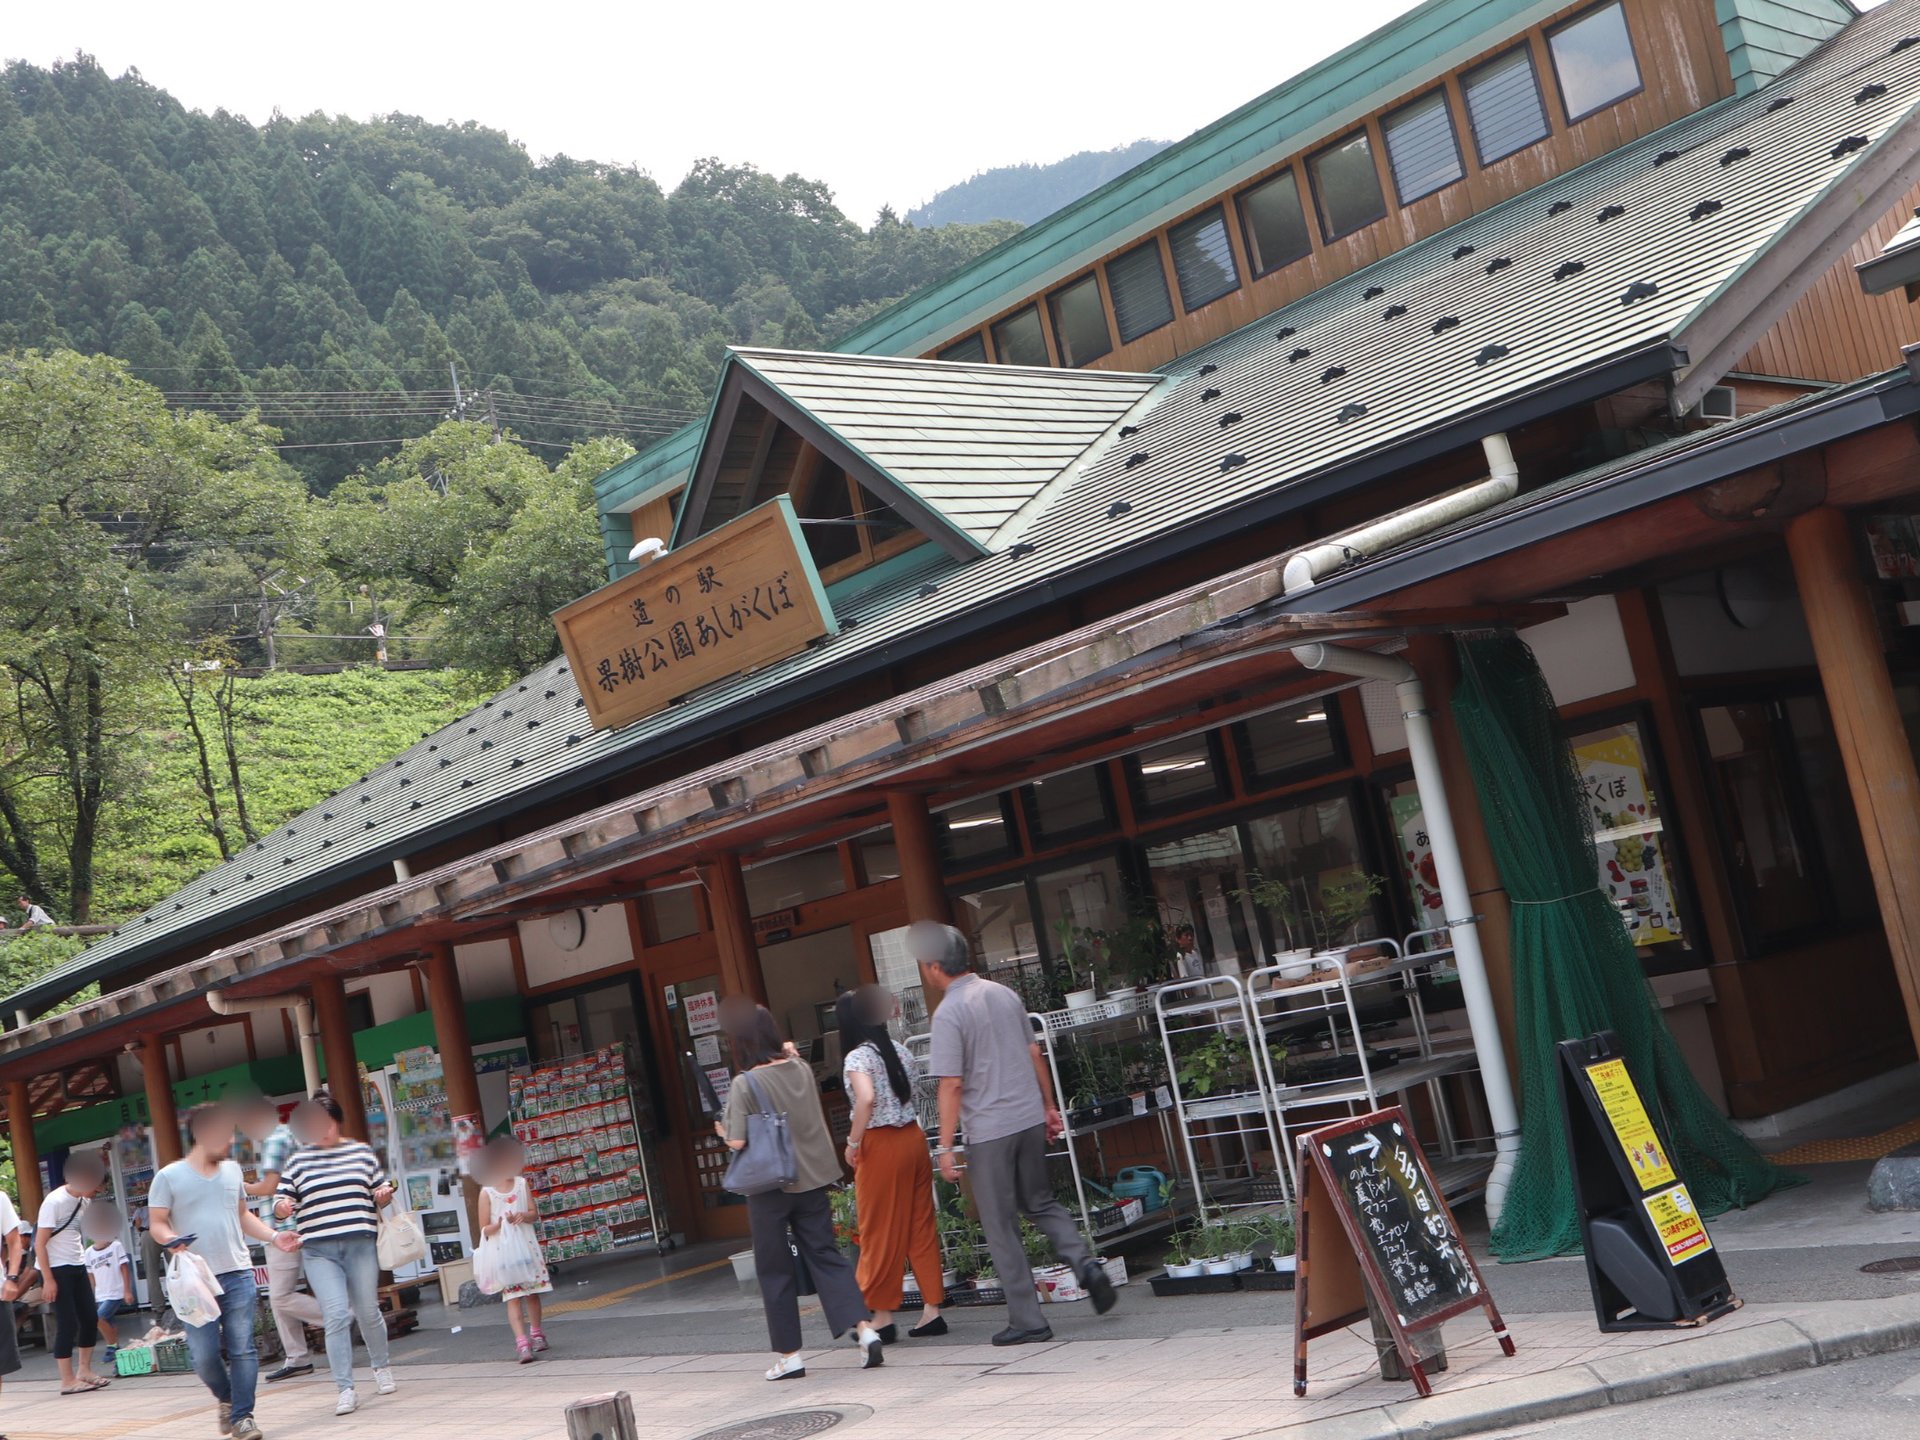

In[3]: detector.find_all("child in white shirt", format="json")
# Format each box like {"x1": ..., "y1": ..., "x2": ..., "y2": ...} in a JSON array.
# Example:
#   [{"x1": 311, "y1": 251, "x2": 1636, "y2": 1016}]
[{"x1": 82, "y1": 1205, "x2": 132, "y2": 1364}]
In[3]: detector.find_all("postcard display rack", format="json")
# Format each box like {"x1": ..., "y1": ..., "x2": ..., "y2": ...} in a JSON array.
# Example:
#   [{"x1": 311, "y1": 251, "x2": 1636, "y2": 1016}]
[
  {"x1": 1250, "y1": 935, "x2": 1493, "y2": 1204},
  {"x1": 508, "y1": 1043, "x2": 671, "y2": 1261}
]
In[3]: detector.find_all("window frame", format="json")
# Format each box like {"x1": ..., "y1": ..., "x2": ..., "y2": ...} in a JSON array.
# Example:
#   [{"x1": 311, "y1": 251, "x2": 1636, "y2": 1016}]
[
  {"x1": 1231, "y1": 698, "x2": 1352, "y2": 793},
  {"x1": 1461, "y1": 42, "x2": 1552, "y2": 167},
  {"x1": 1019, "y1": 764, "x2": 1119, "y2": 851},
  {"x1": 989, "y1": 303, "x2": 1053, "y2": 368},
  {"x1": 1546, "y1": 0, "x2": 1646, "y2": 127},
  {"x1": 1380, "y1": 87, "x2": 1467, "y2": 207},
  {"x1": 1124, "y1": 729, "x2": 1232, "y2": 821},
  {"x1": 1165, "y1": 204, "x2": 1243, "y2": 313},
  {"x1": 1306, "y1": 127, "x2": 1391, "y2": 244},
  {"x1": 1235, "y1": 166, "x2": 1314, "y2": 278},
  {"x1": 791, "y1": 450, "x2": 924, "y2": 585},
  {"x1": 1103, "y1": 237, "x2": 1176, "y2": 343},
  {"x1": 1047, "y1": 270, "x2": 1115, "y2": 368},
  {"x1": 937, "y1": 791, "x2": 1022, "y2": 869},
  {"x1": 937, "y1": 332, "x2": 989, "y2": 363}
]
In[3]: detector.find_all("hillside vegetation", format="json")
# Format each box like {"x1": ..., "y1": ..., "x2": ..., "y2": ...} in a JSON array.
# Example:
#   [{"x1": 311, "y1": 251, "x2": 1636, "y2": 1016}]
[
  {"x1": 907, "y1": 139, "x2": 1170, "y2": 226},
  {"x1": 0, "y1": 55, "x2": 1024, "y2": 489}
]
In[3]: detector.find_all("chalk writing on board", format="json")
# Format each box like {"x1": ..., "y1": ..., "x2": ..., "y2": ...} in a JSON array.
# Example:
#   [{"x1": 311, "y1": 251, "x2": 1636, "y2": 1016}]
[{"x1": 1327, "y1": 1119, "x2": 1476, "y2": 1324}]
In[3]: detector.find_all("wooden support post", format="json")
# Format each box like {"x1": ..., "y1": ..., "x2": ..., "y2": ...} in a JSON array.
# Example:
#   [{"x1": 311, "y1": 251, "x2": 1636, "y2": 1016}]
[
  {"x1": 426, "y1": 945, "x2": 485, "y2": 1232},
  {"x1": 564, "y1": 1391, "x2": 638, "y2": 1440},
  {"x1": 887, "y1": 790, "x2": 952, "y2": 926},
  {"x1": 1786, "y1": 506, "x2": 1920, "y2": 1054},
  {"x1": 142, "y1": 1033, "x2": 182, "y2": 1166},
  {"x1": 311, "y1": 975, "x2": 368, "y2": 1139},
  {"x1": 704, "y1": 854, "x2": 766, "y2": 1005},
  {"x1": 1403, "y1": 635, "x2": 1518, "y2": 1077},
  {"x1": 7, "y1": 1079, "x2": 41, "y2": 1215}
]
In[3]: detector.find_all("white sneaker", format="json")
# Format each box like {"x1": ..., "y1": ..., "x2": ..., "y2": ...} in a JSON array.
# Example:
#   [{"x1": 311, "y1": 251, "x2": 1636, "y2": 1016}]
[
  {"x1": 334, "y1": 1390, "x2": 358, "y2": 1417},
  {"x1": 372, "y1": 1368, "x2": 397, "y2": 1396}
]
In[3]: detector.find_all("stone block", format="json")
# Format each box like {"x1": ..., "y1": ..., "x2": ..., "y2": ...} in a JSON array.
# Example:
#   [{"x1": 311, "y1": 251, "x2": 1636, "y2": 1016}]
[{"x1": 1867, "y1": 1142, "x2": 1920, "y2": 1211}]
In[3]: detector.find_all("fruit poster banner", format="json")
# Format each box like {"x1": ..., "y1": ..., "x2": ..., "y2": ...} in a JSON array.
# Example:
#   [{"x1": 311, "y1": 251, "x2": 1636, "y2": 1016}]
[
  {"x1": 1574, "y1": 728, "x2": 1684, "y2": 948},
  {"x1": 1389, "y1": 792, "x2": 1444, "y2": 924}
]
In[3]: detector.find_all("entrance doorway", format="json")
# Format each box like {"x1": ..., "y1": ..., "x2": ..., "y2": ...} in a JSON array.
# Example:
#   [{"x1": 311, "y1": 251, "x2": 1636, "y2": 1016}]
[{"x1": 647, "y1": 960, "x2": 749, "y2": 1241}]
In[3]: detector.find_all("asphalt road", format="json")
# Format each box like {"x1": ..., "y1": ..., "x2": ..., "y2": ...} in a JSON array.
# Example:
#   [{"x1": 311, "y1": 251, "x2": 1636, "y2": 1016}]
[{"x1": 1481, "y1": 1347, "x2": 1920, "y2": 1437}]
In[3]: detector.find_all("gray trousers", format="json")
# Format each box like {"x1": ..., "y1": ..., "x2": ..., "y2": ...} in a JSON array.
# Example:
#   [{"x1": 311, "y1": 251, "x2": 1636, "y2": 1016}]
[{"x1": 967, "y1": 1122, "x2": 1092, "y2": 1331}]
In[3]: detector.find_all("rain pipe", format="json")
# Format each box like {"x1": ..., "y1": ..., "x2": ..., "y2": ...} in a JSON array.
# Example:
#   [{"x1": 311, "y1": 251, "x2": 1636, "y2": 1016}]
[
  {"x1": 206, "y1": 989, "x2": 321, "y2": 1095},
  {"x1": 1284, "y1": 433, "x2": 1521, "y2": 1225}
]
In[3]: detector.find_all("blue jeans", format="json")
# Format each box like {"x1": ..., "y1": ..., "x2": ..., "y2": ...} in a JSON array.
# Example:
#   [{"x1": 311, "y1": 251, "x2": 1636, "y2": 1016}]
[
  {"x1": 184, "y1": 1270, "x2": 259, "y2": 1423},
  {"x1": 299, "y1": 1236, "x2": 389, "y2": 1392}
]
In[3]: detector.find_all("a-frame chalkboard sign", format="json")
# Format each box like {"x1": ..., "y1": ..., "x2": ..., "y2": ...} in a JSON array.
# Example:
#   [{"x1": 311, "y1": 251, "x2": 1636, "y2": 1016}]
[
  {"x1": 1292, "y1": 1108, "x2": 1513, "y2": 1399},
  {"x1": 1556, "y1": 1032, "x2": 1739, "y2": 1332}
]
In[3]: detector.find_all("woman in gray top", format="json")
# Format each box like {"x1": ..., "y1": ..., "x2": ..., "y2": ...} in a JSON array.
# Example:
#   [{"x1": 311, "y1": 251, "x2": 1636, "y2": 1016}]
[{"x1": 719, "y1": 1003, "x2": 883, "y2": 1381}]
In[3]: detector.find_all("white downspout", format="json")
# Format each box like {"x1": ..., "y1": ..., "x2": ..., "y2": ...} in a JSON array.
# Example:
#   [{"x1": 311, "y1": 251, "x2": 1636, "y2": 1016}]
[
  {"x1": 206, "y1": 990, "x2": 321, "y2": 1095},
  {"x1": 1282, "y1": 433, "x2": 1523, "y2": 1226}
]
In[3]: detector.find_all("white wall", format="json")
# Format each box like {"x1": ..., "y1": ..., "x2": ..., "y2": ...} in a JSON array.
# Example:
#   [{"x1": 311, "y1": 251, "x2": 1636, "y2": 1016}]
[
  {"x1": 1658, "y1": 564, "x2": 1814, "y2": 677},
  {"x1": 760, "y1": 926, "x2": 859, "y2": 1044},
  {"x1": 519, "y1": 903, "x2": 633, "y2": 990},
  {"x1": 251, "y1": 1011, "x2": 290, "y2": 1059},
  {"x1": 175, "y1": 1021, "x2": 252, "y2": 1078},
  {"x1": 455, "y1": 938, "x2": 518, "y2": 1001},
  {"x1": 350, "y1": 970, "x2": 419, "y2": 1027}
]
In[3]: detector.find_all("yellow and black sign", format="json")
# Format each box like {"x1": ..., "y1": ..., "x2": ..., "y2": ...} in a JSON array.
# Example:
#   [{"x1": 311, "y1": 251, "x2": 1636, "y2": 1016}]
[{"x1": 553, "y1": 497, "x2": 837, "y2": 732}]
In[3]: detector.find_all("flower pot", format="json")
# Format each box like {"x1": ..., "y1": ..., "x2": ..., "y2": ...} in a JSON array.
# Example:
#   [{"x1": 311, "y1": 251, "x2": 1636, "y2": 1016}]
[
  {"x1": 942, "y1": 1268, "x2": 959, "y2": 1289},
  {"x1": 1229, "y1": 1252, "x2": 1254, "y2": 1272},
  {"x1": 728, "y1": 1249, "x2": 757, "y2": 1283},
  {"x1": 1273, "y1": 1254, "x2": 1297, "y2": 1273},
  {"x1": 1064, "y1": 987, "x2": 1099, "y2": 1012},
  {"x1": 1276, "y1": 949, "x2": 1315, "y2": 980},
  {"x1": 1165, "y1": 1261, "x2": 1204, "y2": 1279},
  {"x1": 1201, "y1": 1258, "x2": 1238, "y2": 1277}
]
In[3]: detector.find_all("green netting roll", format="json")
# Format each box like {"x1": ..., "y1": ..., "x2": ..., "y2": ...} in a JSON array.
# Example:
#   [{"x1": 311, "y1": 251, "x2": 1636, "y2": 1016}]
[{"x1": 1450, "y1": 632, "x2": 1799, "y2": 1261}]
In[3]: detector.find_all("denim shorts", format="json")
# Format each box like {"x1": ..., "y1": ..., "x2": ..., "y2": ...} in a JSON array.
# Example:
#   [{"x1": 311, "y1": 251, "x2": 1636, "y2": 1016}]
[{"x1": 96, "y1": 1296, "x2": 125, "y2": 1324}]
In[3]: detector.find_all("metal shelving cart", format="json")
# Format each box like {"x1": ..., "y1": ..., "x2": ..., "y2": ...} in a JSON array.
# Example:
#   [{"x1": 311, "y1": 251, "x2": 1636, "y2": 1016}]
[
  {"x1": 1153, "y1": 975, "x2": 1289, "y2": 1224},
  {"x1": 1248, "y1": 932, "x2": 1493, "y2": 1204}
]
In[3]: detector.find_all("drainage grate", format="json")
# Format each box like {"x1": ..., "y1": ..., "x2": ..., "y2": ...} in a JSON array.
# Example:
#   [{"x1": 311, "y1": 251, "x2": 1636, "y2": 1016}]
[
  {"x1": 1860, "y1": 1256, "x2": 1920, "y2": 1275},
  {"x1": 690, "y1": 1411, "x2": 852, "y2": 1440}
]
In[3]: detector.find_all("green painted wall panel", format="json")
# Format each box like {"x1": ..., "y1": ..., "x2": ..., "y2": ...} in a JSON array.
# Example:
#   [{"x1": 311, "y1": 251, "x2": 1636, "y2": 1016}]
[{"x1": 1718, "y1": 0, "x2": 1855, "y2": 93}]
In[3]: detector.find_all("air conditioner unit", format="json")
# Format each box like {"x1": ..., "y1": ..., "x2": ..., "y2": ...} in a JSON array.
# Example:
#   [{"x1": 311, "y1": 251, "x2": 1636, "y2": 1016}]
[{"x1": 1692, "y1": 386, "x2": 1737, "y2": 423}]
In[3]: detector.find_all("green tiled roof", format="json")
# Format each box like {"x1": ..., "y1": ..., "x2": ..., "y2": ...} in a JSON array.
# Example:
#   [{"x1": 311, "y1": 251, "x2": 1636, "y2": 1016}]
[
  {"x1": 18, "y1": 0, "x2": 1920, "y2": 1019},
  {"x1": 1718, "y1": 0, "x2": 1857, "y2": 94},
  {"x1": 698, "y1": 351, "x2": 1159, "y2": 548}
]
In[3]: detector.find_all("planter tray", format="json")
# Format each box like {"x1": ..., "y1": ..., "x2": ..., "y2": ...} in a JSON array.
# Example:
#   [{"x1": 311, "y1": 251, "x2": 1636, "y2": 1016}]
[
  {"x1": 946, "y1": 1284, "x2": 1007, "y2": 1307},
  {"x1": 1240, "y1": 1268, "x2": 1296, "y2": 1291},
  {"x1": 1149, "y1": 1272, "x2": 1244, "y2": 1297},
  {"x1": 1068, "y1": 1097, "x2": 1136, "y2": 1128}
]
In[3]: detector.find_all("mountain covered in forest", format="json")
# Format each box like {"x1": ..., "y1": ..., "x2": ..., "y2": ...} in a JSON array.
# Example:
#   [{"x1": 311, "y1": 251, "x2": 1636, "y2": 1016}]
[
  {"x1": 0, "y1": 55, "x2": 1025, "y2": 489},
  {"x1": 906, "y1": 139, "x2": 1170, "y2": 227}
]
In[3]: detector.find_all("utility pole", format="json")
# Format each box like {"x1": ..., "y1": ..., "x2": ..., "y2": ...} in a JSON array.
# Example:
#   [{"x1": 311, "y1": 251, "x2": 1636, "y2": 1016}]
[
  {"x1": 484, "y1": 387, "x2": 501, "y2": 444},
  {"x1": 449, "y1": 361, "x2": 466, "y2": 420},
  {"x1": 258, "y1": 581, "x2": 277, "y2": 670}
]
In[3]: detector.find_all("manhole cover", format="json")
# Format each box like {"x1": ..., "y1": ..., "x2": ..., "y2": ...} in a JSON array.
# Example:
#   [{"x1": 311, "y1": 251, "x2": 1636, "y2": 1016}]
[
  {"x1": 689, "y1": 1411, "x2": 850, "y2": 1440},
  {"x1": 1860, "y1": 1256, "x2": 1920, "y2": 1274}
]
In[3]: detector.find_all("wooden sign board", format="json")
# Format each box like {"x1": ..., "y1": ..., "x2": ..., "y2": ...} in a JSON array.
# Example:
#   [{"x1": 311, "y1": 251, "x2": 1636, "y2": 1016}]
[
  {"x1": 1293, "y1": 1109, "x2": 1513, "y2": 1399},
  {"x1": 553, "y1": 496, "x2": 837, "y2": 732},
  {"x1": 1556, "y1": 1032, "x2": 1739, "y2": 1331}
]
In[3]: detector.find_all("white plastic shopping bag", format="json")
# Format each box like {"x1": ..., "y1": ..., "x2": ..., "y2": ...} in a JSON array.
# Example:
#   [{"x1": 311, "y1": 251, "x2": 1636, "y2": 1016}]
[
  {"x1": 473, "y1": 1221, "x2": 543, "y2": 1295},
  {"x1": 165, "y1": 1249, "x2": 222, "y2": 1328},
  {"x1": 376, "y1": 1207, "x2": 429, "y2": 1270}
]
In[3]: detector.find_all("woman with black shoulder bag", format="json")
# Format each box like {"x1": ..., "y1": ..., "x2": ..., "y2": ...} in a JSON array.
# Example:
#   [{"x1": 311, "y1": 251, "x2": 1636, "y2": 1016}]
[{"x1": 716, "y1": 1001, "x2": 883, "y2": 1382}]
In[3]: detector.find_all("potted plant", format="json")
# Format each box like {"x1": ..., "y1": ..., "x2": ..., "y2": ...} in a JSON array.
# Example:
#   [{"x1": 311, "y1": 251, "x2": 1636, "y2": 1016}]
[
  {"x1": 1103, "y1": 900, "x2": 1171, "y2": 998},
  {"x1": 1313, "y1": 870, "x2": 1387, "y2": 961},
  {"x1": 1163, "y1": 1230, "x2": 1204, "y2": 1280},
  {"x1": 830, "y1": 1185, "x2": 859, "y2": 1260},
  {"x1": 1234, "y1": 871, "x2": 1314, "y2": 974},
  {"x1": 1176, "y1": 1030, "x2": 1254, "y2": 1097},
  {"x1": 1198, "y1": 1227, "x2": 1238, "y2": 1277},
  {"x1": 1056, "y1": 915, "x2": 1103, "y2": 1011}
]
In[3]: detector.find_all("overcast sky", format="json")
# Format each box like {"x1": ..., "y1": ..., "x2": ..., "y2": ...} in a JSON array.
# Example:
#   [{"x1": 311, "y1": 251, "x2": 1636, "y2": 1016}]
[{"x1": 6, "y1": 0, "x2": 1429, "y2": 223}]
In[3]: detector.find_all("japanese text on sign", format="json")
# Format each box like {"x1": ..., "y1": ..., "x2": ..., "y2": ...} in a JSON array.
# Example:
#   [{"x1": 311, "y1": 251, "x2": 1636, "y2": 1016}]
[{"x1": 553, "y1": 497, "x2": 837, "y2": 732}]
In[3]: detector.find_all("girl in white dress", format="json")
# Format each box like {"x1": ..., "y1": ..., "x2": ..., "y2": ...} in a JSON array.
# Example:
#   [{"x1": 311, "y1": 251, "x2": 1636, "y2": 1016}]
[{"x1": 475, "y1": 1139, "x2": 552, "y2": 1363}]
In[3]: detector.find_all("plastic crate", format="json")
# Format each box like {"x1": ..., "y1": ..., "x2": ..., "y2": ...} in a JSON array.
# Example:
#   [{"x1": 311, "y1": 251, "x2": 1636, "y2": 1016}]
[
  {"x1": 154, "y1": 1337, "x2": 193, "y2": 1373},
  {"x1": 115, "y1": 1345, "x2": 155, "y2": 1376}
]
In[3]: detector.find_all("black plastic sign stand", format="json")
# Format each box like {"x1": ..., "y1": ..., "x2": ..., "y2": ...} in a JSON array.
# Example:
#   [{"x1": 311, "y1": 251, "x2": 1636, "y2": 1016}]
[
  {"x1": 1292, "y1": 1108, "x2": 1513, "y2": 1399},
  {"x1": 1556, "y1": 1031, "x2": 1740, "y2": 1332}
]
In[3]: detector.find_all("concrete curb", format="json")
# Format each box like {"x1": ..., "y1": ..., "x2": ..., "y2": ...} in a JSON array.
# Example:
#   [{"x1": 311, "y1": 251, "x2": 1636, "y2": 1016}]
[{"x1": 1261, "y1": 1293, "x2": 1920, "y2": 1438}]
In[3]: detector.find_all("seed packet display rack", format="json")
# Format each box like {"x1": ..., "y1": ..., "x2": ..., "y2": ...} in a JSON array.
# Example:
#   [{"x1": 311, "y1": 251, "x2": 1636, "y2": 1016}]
[{"x1": 508, "y1": 1042, "x2": 671, "y2": 1260}]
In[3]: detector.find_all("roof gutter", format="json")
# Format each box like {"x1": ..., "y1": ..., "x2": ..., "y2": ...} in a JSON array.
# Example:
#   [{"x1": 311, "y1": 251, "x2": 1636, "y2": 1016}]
[{"x1": 7, "y1": 341, "x2": 1683, "y2": 1017}]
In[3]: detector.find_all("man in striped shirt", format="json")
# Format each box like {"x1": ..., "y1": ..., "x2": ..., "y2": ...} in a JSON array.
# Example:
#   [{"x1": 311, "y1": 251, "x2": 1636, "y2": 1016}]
[{"x1": 272, "y1": 1096, "x2": 397, "y2": 1416}]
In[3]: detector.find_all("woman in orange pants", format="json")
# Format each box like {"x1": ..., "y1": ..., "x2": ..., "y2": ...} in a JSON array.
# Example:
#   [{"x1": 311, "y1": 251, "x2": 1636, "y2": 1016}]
[{"x1": 837, "y1": 986, "x2": 946, "y2": 1341}]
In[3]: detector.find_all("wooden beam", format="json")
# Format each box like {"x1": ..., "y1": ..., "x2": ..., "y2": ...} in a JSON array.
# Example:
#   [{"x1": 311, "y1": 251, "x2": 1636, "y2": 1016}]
[
  {"x1": 425, "y1": 944, "x2": 485, "y2": 1236},
  {"x1": 704, "y1": 853, "x2": 766, "y2": 1006},
  {"x1": 8, "y1": 1078, "x2": 41, "y2": 1215},
  {"x1": 311, "y1": 975, "x2": 368, "y2": 1140},
  {"x1": 885, "y1": 791, "x2": 952, "y2": 928},
  {"x1": 142, "y1": 1033, "x2": 182, "y2": 1167},
  {"x1": 1785, "y1": 506, "x2": 1920, "y2": 1056}
]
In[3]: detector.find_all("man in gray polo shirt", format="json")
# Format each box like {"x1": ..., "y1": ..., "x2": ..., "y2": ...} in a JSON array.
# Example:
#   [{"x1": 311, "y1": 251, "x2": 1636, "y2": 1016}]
[{"x1": 918, "y1": 921, "x2": 1116, "y2": 1345}]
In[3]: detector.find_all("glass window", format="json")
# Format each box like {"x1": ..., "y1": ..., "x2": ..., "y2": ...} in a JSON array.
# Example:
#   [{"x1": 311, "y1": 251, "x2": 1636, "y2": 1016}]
[
  {"x1": 1309, "y1": 130, "x2": 1388, "y2": 242},
  {"x1": 1167, "y1": 206, "x2": 1241, "y2": 312},
  {"x1": 990, "y1": 305, "x2": 1050, "y2": 367},
  {"x1": 1129, "y1": 733, "x2": 1226, "y2": 816},
  {"x1": 1048, "y1": 273, "x2": 1113, "y2": 368},
  {"x1": 742, "y1": 844, "x2": 845, "y2": 915},
  {"x1": 1245, "y1": 793, "x2": 1383, "y2": 952},
  {"x1": 1382, "y1": 90, "x2": 1464, "y2": 204},
  {"x1": 1782, "y1": 697, "x2": 1875, "y2": 928},
  {"x1": 851, "y1": 477, "x2": 914, "y2": 551},
  {"x1": 1236, "y1": 698, "x2": 1343, "y2": 787},
  {"x1": 1463, "y1": 45, "x2": 1550, "y2": 165},
  {"x1": 956, "y1": 881, "x2": 1049, "y2": 1009},
  {"x1": 1569, "y1": 719, "x2": 1689, "y2": 951},
  {"x1": 1145, "y1": 826, "x2": 1262, "y2": 974},
  {"x1": 938, "y1": 332, "x2": 988, "y2": 363},
  {"x1": 1549, "y1": 2, "x2": 1643, "y2": 122},
  {"x1": 1033, "y1": 856, "x2": 1125, "y2": 986},
  {"x1": 937, "y1": 793, "x2": 1017, "y2": 866},
  {"x1": 1022, "y1": 765, "x2": 1114, "y2": 847},
  {"x1": 638, "y1": 885, "x2": 699, "y2": 945},
  {"x1": 1105, "y1": 239, "x2": 1174, "y2": 343},
  {"x1": 868, "y1": 924, "x2": 930, "y2": 1036},
  {"x1": 1237, "y1": 169, "x2": 1312, "y2": 277},
  {"x1": 796, "y1": 459, "x2": 860, "y2": 569}
]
